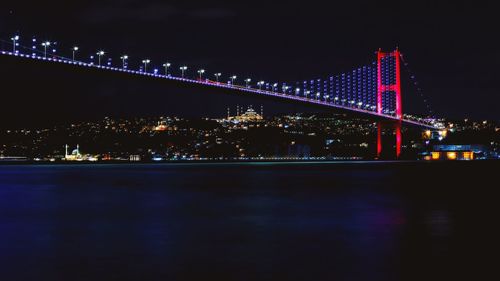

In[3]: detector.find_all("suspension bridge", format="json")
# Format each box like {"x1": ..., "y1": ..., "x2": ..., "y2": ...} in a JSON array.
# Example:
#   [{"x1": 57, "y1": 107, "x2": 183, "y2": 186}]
[{"x1": 0, "y1": 35, "x2": 443, "y2": 158}]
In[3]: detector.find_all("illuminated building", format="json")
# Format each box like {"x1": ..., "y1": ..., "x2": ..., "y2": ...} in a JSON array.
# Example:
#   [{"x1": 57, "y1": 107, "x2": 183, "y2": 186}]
[
  {"x1": 64, "y1": 144, "x2": 98, "y2": 161},
  {"x1": 130, "y1": 155, "x2": 141, "y2": 162},
  {"x1": 153, "y1": 118, "x2": 177, "y2": 132},
  {"x1": 227, "y1": 105, "x2": 264, "y2": 123},
  {"x1": 64, "y1": 144, "x2": 82, "y2": 161},
  {"x1": 426, "y1": 145, "x2": 488, "y2": 160},
  {"x1": 423, "y1": 129, "x2": 448, "y2": 141},
  {"x1": 154, "y1": 120, "x2": 169, "y2": 131}
]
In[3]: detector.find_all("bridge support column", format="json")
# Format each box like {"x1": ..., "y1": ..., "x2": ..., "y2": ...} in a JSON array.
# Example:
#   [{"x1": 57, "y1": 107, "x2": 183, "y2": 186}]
[
  {"x1": 395, "y1": 121, "x2": 402, "y2": 158},
  {"x1": 377, "y1": 122, "x2": 383, "y2": 158},
  {"x1": 376, "y1": 121, "x2": 402, "y2": 159}
]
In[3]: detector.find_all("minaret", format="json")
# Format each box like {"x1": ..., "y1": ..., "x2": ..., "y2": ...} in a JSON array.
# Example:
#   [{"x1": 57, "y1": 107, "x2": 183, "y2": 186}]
[
  {"x1": 236, "y1": 105, "x2": 240, "y2": 116},
  {"x1": 65, "y1": 144, "x2": 68, "y2": 158},
  {"x1": 261, "y1": 105, "x2": 264, "y2": 118},
  {"x1": 227, "y1": 107, "x2": 230, "y2": 120},
  {"x1": 76, "y1": 144, "x2": 80, "y2": 156}
]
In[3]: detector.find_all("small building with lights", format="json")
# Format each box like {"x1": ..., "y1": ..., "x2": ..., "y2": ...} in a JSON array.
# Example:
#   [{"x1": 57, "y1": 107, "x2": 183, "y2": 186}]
[{"x1": 424, "y1": 144, "x2": 488, "y2": 160}]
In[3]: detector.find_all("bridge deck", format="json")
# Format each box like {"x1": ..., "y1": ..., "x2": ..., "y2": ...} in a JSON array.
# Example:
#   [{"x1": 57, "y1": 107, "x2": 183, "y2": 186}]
[{"x1": 0, "y1": 51, "x2": 439, "y2": 129}]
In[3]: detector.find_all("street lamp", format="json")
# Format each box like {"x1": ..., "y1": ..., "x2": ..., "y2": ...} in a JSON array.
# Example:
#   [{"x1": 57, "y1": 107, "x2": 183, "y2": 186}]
[
  {"x1": 142, "y1": 59, "x2": 151, "y2": 72},
  {"x1": 42, "y1": 41, "x2": 51, "y2": 58},
  {"x1": 120, "y1": 55, "x2": 128, "y2": 68},
  {"x1": 230, "y1": 75, "x2": 237, "y2": 85},
  {"x1": 214, "y1": 73, "x2": 222, "y2": 82},
  {"x1": 283, "y1": 86, "x2": 290, "y2": 94},
  {"x1": 72, "y1": 46, "x2": 79, "y2": 61},
  {"x1": 305, "y1": 90, "x2": 311, "y2": 98},
  {"x1": 163, "y1": 62, "x2": 171, "y2": 75},
  {"x1": 257, "y1": 81, "x2": 265, "y2": 90},
  {"x1": 245, "y1": 78, "x2": 252, "y2": 88},
  {"x1": 295, "y1": 88, "x2": 301, "y2": 95},
  {"x1": 11, "y1": 35, "x2": 19, "y2": 53},
  {"x1": 180, "y1": 66, "x2": 188, "y2": 78},
  {"x1": 197, "y1": 69, "x2": 205, "y2": 80},
  {"x1": 96, "y1": 50, "x2": 105, "y2": 66},
  {"x1": 272, "y1": 83, "x2": 278, "y2": 92}
]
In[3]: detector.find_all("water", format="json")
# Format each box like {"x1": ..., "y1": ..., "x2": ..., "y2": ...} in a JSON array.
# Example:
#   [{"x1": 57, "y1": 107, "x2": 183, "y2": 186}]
[{"x1": 0, "y1": 161, "x2": 497, "y2": 281}]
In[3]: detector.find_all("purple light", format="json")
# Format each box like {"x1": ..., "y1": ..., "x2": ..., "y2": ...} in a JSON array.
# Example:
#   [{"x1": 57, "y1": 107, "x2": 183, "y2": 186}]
[{"x1": 0, "y1": 47, "x2": 436, "y2": 129}]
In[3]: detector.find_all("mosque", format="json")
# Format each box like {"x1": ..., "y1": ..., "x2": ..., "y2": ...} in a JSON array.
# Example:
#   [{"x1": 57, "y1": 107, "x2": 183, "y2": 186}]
[
  {"x1": 64, "y1": 144, "x2": 82, "y2": 161},
  {"x1": 64, "y1": 145, "x2": 98, "y2": 161},
  {"x1": 226, "y1": 105, "x2": 264, "y2": 123}
]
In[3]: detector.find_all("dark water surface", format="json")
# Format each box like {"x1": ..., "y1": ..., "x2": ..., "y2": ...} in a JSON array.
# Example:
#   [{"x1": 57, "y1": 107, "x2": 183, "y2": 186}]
[{"x1": 0, "y1": 161, "x2": 497, "y2": 281}]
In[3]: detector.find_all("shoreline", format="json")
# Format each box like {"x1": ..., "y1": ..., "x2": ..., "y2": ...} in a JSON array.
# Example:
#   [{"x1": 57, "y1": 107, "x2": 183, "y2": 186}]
[
  {"x1": 0, "y1": 159, "x2": 393, "y2": 165},
  {"x1": 1, "y1": 159, "x2": 498, "y2": 166}
]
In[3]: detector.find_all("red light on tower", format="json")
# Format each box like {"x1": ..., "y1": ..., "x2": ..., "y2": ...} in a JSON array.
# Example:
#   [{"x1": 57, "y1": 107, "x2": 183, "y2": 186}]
[
  {"x1": 377, "y1": 49, "x2": 402, "y2": 119},
  {"x1": 377, "y1": 48, "x2": 403, "y2": 159}
]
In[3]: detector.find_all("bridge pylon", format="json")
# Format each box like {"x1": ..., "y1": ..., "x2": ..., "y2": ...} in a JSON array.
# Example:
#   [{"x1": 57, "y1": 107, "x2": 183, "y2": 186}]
[
  {"x1": 377, "y1": 48, "x2": 402, "y2": 119},
  {"x1": 376, "y1": 48, "x2": 403, "y2": 159}
]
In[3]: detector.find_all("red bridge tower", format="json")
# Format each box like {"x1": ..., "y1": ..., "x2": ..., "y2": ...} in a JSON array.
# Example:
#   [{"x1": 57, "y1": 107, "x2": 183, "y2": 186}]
[{"x1": 377, "y1": 48, "x2": 403, "y2": 159}]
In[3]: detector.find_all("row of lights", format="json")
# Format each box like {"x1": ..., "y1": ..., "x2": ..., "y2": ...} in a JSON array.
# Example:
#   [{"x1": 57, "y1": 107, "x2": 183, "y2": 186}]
[
  {"x1": 9, "y1": 35, "x2": 261, "y2": 84},
  {"x1": 8, "y1": 34, "x2": 391, "y2": 115}
]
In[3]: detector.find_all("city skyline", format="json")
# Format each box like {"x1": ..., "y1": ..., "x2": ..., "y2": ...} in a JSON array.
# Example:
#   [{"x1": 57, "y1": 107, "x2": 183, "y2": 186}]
[{"x1": 1, "y1": 111, "x2": 498, "y2": 162}]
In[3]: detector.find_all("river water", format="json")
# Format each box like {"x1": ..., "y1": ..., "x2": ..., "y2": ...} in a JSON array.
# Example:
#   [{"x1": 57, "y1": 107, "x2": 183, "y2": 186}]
[{"x1": 0, "y1": 161, "x2": 497, "y2": 280}]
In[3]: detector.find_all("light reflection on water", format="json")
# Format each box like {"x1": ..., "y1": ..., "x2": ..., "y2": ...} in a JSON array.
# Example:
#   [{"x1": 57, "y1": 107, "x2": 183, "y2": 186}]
[
  {"x1": 0, "y1": 162, "x2": 496, "y2": 281},
  {"x1": 427, "y1": 210, "x2": 451, "y2": 237}
]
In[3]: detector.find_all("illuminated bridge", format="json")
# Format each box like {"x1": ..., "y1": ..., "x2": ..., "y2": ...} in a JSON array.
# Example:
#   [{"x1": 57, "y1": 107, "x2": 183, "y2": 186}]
[{"x1": 0, "y1": 35, "x2": 442, "y2": 158}]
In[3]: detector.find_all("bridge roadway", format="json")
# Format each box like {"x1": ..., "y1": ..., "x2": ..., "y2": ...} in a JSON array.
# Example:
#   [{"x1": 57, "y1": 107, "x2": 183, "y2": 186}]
[{"x1": 0, "y1": 50, "x2": 439, "y2": 130}]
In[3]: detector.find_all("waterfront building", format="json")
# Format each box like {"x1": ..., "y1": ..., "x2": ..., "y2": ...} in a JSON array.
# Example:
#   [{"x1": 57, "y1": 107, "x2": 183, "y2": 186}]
[
  {"x1": 64, "y1": 144, "x2": 98, "y2": 161},
  {"x1": 64, "y1": 144, "x2": 82, "y2": 161},
  {"x1": 424, "y1": 144, "x2": 491, "y2": 160}
]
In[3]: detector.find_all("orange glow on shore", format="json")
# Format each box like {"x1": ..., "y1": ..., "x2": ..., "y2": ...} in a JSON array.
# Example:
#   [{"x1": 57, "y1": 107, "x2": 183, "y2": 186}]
[
  {"x1": 463, "y1": 152, "x2": 474, "y2": 160},
  {"x1": 431, "y1": 152, "x2": 441, "y2": 160},
  {"x1": 446, "y1": 152, "x2": 457, "y2": 160}
]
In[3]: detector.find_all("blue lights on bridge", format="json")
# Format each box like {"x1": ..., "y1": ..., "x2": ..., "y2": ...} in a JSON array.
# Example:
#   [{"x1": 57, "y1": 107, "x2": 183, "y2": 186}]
[{"x1": 0, "y1": 34, "x2": 439, "y2": 129}]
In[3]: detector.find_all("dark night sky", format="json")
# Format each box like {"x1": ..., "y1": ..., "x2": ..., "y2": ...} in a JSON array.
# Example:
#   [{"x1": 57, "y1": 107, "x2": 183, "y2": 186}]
[{"x1": 0, "y1": 0, "x2": 499, "y2": 126}]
